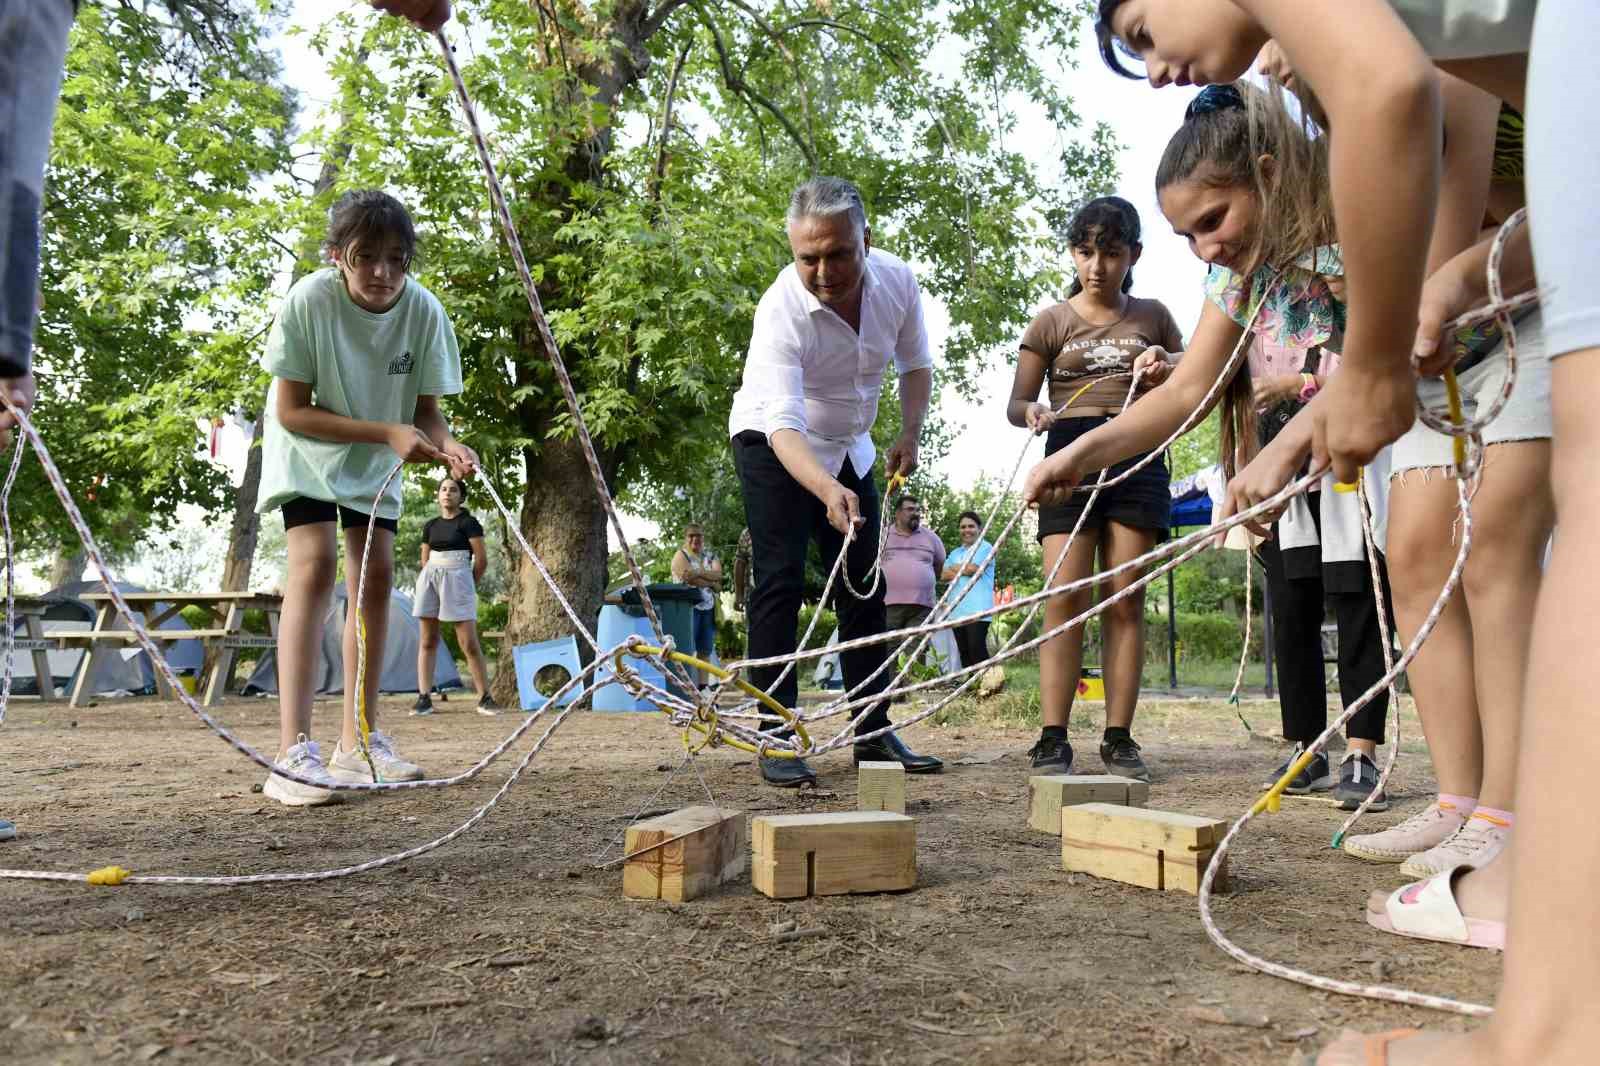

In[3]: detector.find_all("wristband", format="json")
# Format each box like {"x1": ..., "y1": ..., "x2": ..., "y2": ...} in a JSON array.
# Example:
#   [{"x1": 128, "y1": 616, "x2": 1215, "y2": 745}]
[{"x1": 1297, "y1": 373, "x2": 1319, "y2": 403}]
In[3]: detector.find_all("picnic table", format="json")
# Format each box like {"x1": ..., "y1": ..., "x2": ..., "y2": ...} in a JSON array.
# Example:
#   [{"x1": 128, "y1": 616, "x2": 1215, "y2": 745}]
[
  {"x1": 65, "y1": 591, "x2": 284, "y2": 708},
  {"x1": 6, "y1": 595, "x2": 70, "y2": 702}
]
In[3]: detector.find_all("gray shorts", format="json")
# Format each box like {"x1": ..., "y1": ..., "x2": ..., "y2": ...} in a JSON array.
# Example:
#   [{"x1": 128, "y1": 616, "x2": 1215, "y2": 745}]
[
  {"x1": 1391, "y1": 311, "x2": 1551, "y2": 475},
  {"x1": 0, "y1": 0, "x2": 74, "y2": 376},
  {"x1": 413, "y1": 551, "x2": 478, "y2": 622}
]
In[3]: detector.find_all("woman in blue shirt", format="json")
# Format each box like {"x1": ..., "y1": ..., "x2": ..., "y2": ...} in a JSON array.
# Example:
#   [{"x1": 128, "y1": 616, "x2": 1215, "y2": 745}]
[{"x1": 941, "y1": 511, "x2": 996, "y2": 670}]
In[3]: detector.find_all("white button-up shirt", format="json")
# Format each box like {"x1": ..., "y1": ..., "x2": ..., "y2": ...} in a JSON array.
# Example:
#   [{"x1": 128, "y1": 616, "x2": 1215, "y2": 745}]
[{"x1": 728, "y1": 248, "x2": 933, "y2": 478}]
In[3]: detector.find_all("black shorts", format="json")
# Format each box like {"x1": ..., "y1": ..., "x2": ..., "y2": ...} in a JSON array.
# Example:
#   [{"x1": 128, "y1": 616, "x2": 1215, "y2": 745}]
[
  {"x1": 1036, "y1": 417, "x2": 1171, "y2": 541},
  {"x1": 281, "y1": 496, "x2": 399, "y2": 533}
]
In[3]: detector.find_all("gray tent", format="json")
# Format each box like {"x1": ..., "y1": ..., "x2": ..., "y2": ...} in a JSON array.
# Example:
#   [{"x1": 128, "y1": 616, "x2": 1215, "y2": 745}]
[
  {"x1": 6, "y1": 581, "x2": 204, "y2": 697},
  {"x1": 241, "y1": 585, "x2": 461, "y2": 696}
]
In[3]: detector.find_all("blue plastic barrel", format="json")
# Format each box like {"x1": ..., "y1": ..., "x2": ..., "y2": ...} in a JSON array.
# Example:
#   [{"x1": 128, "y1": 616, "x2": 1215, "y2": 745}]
[{"x1": 592, "y1": 604, "x2": 665, "y2": 712}]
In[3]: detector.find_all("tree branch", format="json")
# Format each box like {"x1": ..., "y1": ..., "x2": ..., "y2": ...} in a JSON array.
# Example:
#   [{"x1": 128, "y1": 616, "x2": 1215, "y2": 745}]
[
  {"x1": 641, "y1": 0, "x2": 695, "y2": 39},
  {"x1": 696, "y1": 5, "x2": 816, "y2": 172},
  {"x1": 648, "y1": 44, "x2": 692, "y2": 207}
]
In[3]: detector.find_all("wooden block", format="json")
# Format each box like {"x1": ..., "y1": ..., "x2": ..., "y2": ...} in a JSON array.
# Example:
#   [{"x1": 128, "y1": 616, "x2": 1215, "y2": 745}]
[
  {"x1": 1060, "y1": 803, "x2": 1229, "y2": 895},
  {"x1": 1027, "y1": 774, "x2": 1149, "y2": 834},
  {"x1": 622, "y1": 805, "x2": 745, "y2": 903},
  {"x1": 751, "y1": 812, "x2": 915, "y2": 899},
  {"x1": 857, "y1": 761, "x2": 906, "y2": 814}
]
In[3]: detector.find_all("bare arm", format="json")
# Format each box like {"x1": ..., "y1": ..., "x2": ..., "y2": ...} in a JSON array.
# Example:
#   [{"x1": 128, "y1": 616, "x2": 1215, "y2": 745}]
[
  {"x1": 420, "y1": 543, "x2": 431, "y2": 568},
  {"x1": 1005, "y1": 348, "x2": 1052, "y2": 428},
  {"x1": 469, "y1": 537, "x2": 487, "y2": 583},
  {"x1": 1429, "y1": 73, "x2": 1502, "y2": 275},
  {"x1": 883, "y1": 366, "x2": 932, "y2": 479},
  {"x1": 276, "y1": 378, "x2": 443, "y2": 458},
  {"x1": 770, "y1": 429, "x2": 860, "y2": 534}
]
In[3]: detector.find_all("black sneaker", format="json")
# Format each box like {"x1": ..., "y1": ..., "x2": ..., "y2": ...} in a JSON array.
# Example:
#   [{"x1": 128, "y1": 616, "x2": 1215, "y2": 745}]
[
  {"x1": 410, "y1": 694, "x2": 434, "y2": 716},
  {"x1": 476, "y1": 696, "x2": 501, "y2": 717},
  {"x1": 1099, "y1": 735, "x2": 1150, "y2": 783},
  {"x1": 1335, "y1": 751, "x2": 1389, "y2": 811},
  {"x1": 1267, "y1": 743, "x2": 1332, "y2": 794},
  {"x1": 1028, "y1": 734, "x2": 1073, "y2": 773}
]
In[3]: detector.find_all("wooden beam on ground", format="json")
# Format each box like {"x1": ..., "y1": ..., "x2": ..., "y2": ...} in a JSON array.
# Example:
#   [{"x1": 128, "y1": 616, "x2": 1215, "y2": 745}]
[
  {"x1": 1027, "y1": 774, "x2": 1149, "y2": 835},
  {"x1": 857, "y1": 761, "x2": 906, "y2": 814},
  {"x1": 1060, "y1": 803, "x2": 1228, "y2": 895},
  {"x1": 622, "y1": 805, "x2": 745, "y2": 903},
  {"x1": 751, "y1": 812, "x2": 916, "y2": 899}
]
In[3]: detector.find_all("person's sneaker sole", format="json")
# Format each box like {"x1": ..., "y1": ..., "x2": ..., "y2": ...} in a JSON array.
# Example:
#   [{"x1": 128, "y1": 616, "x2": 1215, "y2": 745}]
[
  {"x1": 1282, "y1": 771, "x2": 1334, "y2": 795},
  {"x1": 476, "y1": 707, "x2": 501, "y2": 716},
  {"x1": 1102, "y1": 761, "x2": 1151, "y2": 784},
  {"x1": 263, "y1": 773, "x2": 338, "y2": 807},
  {"x1": 1338, "y1": 792, "x2": 1390, "y2": 812}
]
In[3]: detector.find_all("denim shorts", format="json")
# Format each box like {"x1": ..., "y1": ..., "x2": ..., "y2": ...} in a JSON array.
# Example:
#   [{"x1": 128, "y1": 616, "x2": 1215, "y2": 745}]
[
  {"x1": 1037, "y1": 416, "x2": 1172, "y2": 539},
  {"x1": 0, "y1": 0, "x2": 75, "y2": 376},
  {"x1": 1391, "y1": 310, "x2": 1551, "y2": 474}
]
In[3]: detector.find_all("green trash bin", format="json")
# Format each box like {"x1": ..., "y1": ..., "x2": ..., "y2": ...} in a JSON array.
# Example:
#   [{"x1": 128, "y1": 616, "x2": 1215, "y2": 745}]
[{"x1": 615, "y1": 582, "x2": 701, "y2": 695}]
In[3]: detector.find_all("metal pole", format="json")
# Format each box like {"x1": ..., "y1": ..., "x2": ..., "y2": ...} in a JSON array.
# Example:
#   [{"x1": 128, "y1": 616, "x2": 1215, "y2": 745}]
[
  {"x1": 1261, "y1": 556, "x2": 1276, "y2": 700},
  {"x1": 1167, "y1": 528, "x2": 1178, "y2": 690}
]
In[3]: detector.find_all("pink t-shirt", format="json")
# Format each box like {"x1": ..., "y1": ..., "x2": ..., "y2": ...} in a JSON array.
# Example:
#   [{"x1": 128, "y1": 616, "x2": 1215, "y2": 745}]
[
  {"x1": 882, "y1": 526, "x2": 946, "y2": 608},
  {"x1": 1247, "y1": 335, "x2": 1342, "y2": 381}
]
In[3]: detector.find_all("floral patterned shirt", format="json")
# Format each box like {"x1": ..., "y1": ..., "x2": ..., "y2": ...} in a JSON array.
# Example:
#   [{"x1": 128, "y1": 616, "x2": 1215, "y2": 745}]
[{"x1": 1204, "y1": 246, "x2": 1346, "y2": 352}]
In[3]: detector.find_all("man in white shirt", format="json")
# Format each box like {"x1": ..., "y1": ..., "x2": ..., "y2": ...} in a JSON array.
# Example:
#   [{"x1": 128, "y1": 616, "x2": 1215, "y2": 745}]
[{"x1": 729, "y1": 176, "x2": 944, "y2": 786}]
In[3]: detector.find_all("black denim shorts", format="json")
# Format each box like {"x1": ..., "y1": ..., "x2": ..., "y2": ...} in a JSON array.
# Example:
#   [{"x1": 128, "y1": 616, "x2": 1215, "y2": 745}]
[{"x1": 1036, "y1": 417, "x2": 1171, "y2": 541}]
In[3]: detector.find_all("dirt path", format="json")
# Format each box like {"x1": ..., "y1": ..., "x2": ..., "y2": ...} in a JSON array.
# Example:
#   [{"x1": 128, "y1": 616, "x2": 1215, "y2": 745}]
[{"x1": 0, "y1": 691, "x2": 1494, "y2": 1064}]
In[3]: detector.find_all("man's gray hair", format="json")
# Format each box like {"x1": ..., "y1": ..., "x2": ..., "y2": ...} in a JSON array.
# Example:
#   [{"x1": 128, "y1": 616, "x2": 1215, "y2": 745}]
[{"x1": 787, "y1": 176, "x2": 868, "y2": 235}]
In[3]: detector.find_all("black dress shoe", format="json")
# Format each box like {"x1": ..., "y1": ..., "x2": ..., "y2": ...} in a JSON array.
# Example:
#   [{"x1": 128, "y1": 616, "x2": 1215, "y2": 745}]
[
  {"x1": 759, "y1": 755, "x2": 817, "y2": 788},
  {"x1": 854, "y1": 731, "x2": 944, "y2": 774}
]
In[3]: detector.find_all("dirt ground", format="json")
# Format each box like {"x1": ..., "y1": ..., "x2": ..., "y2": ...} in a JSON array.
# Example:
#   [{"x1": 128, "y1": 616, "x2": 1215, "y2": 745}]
[{"x1": 0, "y1": 686, "x2": 1497, "y2": 1065}]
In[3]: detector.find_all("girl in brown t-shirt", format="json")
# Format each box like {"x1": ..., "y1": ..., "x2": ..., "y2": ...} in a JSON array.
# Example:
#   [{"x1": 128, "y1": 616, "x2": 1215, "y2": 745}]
[{"x1": 1005, "y1": 196, "x2": 1184, "y2": 783}]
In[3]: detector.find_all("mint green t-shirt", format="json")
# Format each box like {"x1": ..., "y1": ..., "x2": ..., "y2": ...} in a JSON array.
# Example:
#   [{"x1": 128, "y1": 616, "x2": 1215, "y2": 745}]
[{"x1": 257, "y1": 269, "x2": 463, "y2": 521}]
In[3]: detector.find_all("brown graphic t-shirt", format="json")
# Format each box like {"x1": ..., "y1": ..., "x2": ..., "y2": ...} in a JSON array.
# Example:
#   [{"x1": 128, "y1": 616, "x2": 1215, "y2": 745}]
[{"x1": 1019, "y1": 297, "x2": 1185, "y2": 413}]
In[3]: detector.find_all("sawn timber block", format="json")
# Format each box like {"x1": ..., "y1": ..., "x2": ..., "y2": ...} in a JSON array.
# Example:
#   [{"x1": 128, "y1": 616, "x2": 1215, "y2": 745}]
[
  {"x1": 1027, "y1": 773, "x2": 1149, "y2": 834},
  {"x1": 751, "y1": 812, "x2": 916, "y2": 899},
  {"x1": 857, "y1": 761, "x2": 906, "y2": 814},
  {"x1": 1060, "y1": 803, "x2": 1229, "y2": 895},
  {"x1": 622, "y1": 805, "x2": 745, "y2": 903}
]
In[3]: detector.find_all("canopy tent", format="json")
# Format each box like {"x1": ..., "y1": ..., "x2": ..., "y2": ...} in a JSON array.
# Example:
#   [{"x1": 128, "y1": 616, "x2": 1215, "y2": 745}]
[
  {"x1": 241, "y1": 585, "x2": 461, "y2": 696},
  {"x1": 5, "y1": 581, "x2": 203, "y2": 697}
]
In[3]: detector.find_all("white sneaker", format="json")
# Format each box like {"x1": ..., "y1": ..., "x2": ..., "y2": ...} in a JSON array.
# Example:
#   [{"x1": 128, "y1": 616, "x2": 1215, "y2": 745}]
[
  {"x1": 263, "y1": 737, "x2": 341, "y2": 807},
  {"x1": 1342, "y1": 800, "x2": 1468, "y2": 864},
  {"x1": 328, "y1": 729, "x2": 425, "y2": 783},
  {"x1": 1400, "y1": 812, "x2": 1511, "y2": 879}
]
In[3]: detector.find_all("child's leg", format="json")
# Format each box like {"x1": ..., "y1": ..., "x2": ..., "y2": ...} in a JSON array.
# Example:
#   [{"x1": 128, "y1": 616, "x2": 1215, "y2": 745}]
[
  {"x1": 277, "y1": 521, "x2": 338, "y2": 754},
  {"x1": 1097, "y1": 520, "x2": 1157, "y2": 731},
  {"x1": 1385, "y1": 471, "x2": 1483, "y2": 797},
  {"x1": 1038, "y1": 530, "x2": 1098, "y2": 730},
  {"x1": 340, "y1": 523, "x2": 395, "y2": 751},
  {"x1": 1483, "y1": 3, "x2": 1600, "y2": 1057},
  {"x1": 1459, "y1": 439, "x2": 1552, "y2": 812},
  {"x1": 453, "y1": 619, "x2": 491, "y2": 697},
  {"x1": 416, "y1": 616, "x2": 441, "y2": 695}
]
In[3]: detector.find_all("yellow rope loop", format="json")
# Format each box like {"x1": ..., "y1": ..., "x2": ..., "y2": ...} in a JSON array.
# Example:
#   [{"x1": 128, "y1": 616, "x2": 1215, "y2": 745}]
[
  {"x1": 86, "y1": 865, "x2": 132, "y2": 886},
  {"x1": 627, "y1": 644, "x2": 809, "y2": 758},
  {"x1": 1250, "y1": 746, "x2": 1322, "y2": 816},
  {"x1": 1442, "y1": 367, "x2": 1468, "y2": 473}
]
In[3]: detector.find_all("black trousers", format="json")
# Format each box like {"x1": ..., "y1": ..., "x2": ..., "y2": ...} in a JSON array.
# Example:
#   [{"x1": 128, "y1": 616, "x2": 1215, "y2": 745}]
[
  {"x1": 1257, "y1": 526, "x2": 1393, "y2": 745},
  {"x1": 953, "y1": 620, "x2": 990, "y2": 671},
  {"x1": 732, "y1": 431, "x2": 891, "y2": 735}
]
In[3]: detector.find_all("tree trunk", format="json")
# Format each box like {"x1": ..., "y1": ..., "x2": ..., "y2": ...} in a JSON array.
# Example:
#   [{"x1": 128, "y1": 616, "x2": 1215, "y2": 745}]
[
  {"x1": 490, "y1": 436, "x2": 611, "y2": 705},
  {"x1": 219, "y1": 416, "x2": 264, "y2": 592},
  {"x1": 47, "y1": 548, "x2": 87, "y2": 588}
]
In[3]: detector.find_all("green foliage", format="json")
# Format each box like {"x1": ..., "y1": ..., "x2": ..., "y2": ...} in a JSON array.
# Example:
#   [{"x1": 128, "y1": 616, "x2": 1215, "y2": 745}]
[
  {"x1": 909, "y1": 476, "x2": 1042, "y2": 596},
  {"x1": 30, "y1": 3, "x2": 293, "y2": 559},
  {"x1": 1170, "y1": 548, "x2": 1260, "y2": 616}
]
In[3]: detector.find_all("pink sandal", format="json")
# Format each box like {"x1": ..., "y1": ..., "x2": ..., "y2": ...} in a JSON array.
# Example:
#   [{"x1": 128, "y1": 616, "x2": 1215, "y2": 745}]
[{"x1": 1365, "y1": 866, "x2": 1505, "y2": 950}]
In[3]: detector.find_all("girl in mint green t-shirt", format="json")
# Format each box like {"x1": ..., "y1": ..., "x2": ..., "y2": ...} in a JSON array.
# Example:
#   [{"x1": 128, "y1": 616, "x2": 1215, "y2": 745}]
[{"x1": 258, "y1": 190, "x2": 476, "y2": 807}]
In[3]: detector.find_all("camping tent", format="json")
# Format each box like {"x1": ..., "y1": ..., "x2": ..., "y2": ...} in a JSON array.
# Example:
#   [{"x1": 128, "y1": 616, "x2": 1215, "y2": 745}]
[
  {"x1": 6, "y1": 581, "x2": 204, "y2": 697},
  {"x1": 241, "y1": 585, "x2": 461, "y2": 696}
]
